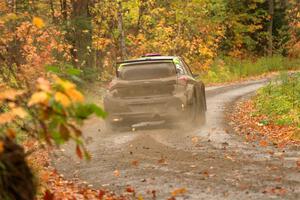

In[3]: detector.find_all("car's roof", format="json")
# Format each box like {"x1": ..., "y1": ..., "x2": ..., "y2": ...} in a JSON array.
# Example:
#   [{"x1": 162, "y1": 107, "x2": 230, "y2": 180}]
[{"x1": 117, "y1": 56, "x2": 178, "y2": 65}]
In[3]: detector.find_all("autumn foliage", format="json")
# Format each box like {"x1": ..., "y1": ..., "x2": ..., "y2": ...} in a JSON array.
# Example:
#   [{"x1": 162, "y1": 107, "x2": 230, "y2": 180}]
[{"x1": 0, "y1": 0, "x2": 300, "y2": 199}]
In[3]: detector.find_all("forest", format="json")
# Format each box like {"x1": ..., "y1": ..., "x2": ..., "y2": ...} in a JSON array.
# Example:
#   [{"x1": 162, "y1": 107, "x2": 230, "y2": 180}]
[
  {"x1": 0, "y1": 0, "x2": 300, "y2": 199},
  {"x1": 1, "y1": 0, "x2": 299, "y2": 83}
]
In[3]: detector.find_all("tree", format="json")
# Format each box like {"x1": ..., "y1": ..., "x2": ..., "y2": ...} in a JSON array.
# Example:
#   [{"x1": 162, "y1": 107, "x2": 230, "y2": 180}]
[
  {"x1": 268, "y1": 0, "x2": 274, "y2": 56},
  {"x1": 117, "y1": 0, "x2": 127, "y2": 60},
  {"x1": 70, "y1": 0, "x2": 93, "y2": 69}
]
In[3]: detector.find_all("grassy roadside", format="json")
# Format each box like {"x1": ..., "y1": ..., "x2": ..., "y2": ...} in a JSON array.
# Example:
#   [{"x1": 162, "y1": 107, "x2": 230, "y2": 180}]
[
  {"x1": 201, "y1": 56, "x2": 300, "y2": 85},
  {"x1": 231, "y1": 72, "x2": 300, "y2": 146}
]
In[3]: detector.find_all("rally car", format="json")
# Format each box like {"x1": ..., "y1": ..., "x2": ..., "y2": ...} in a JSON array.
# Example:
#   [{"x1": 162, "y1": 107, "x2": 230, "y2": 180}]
[{"x1": 103, "y1": 54, "x2": 206, "y2": 130}]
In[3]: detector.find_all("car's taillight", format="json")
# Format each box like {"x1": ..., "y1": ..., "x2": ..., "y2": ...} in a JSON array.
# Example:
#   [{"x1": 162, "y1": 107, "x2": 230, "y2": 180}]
[{"x1": 178, "y1": 76, "x2": 188, "y2": 86}]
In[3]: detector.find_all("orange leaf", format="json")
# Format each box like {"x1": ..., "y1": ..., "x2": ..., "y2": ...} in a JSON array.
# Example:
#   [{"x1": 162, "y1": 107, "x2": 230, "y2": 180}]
[
  {"x1": 98, "y1": 190, "x2": 106, "y2": 199},
  {"x1": 296, "y1": 160, "x2": 300, "y2": 168},
  {"x1": 191, "y1": 136, "x2": 199, "y2": 144},
  {"x1": 65, "y1": 88, "x2": 84, "y2": 103},
  {"x1": 171, "y1": 188, "x2": 187, "y2": 196},
  {"x1": 0, "y1": 89, "x2": 24, "y2": 101},
  {"x1": 6, "y1": 128, "x2": 16, "y2": 139},
  {"x1": 113, "y1": 170, "x2": 120, "y2": 177},
  {"x1": 32, "y1": 17, "x2": 45, "y2": 28},
  {"x1": 55, "y1": 92, "x2": 71, "y2": 107},
  {"x1": 76, "y1": 145, "x2": 83, "y2": 159},
  {"x1": 132, "y1": 160, "x2": 139, "y2": 167},
  {"x1": 11, "y1": 107, "x2": 27, "y2": 118},
  {"x1": 0, "y1": 112, "x2": 15, "y2": 124},
  {"x1": 259, "y1": 140, "x2": 268, "y2": 147},
  {"x1": 126, "y1": 186, "x2": 135, "y2": 193},
  {"x1": 43, "y1": 189, "x2": 54, "y2": 200},
  {"x1": 158, "y1": 158, "x2": 167, "y2": 165},
  {"x1": 0, "y1": 141, "x2": 4, "y2": 154}
]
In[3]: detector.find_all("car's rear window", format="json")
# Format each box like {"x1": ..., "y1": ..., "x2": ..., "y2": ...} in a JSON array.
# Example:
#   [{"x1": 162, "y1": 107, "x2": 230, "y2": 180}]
[{"x1": 118, "y1": 62, "x2": 176, "y2": 80}]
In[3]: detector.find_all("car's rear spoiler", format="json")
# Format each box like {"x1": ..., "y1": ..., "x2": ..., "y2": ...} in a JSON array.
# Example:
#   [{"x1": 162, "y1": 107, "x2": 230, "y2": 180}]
[
  {"x1": 115, "y1": 58, "x2": 174, "y2": 77},
  {"x1": 116, "y1": 58, "x2": 173, "y2": 65}
]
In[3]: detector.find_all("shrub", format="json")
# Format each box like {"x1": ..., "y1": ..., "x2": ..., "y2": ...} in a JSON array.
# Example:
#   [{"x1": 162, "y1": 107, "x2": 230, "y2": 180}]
[
  {"x1": 253, "y1": 72, "x2": 300, "y2": 127},
  {"x1": 201, "y1": 56, "x2": 300, "y2": 84}
]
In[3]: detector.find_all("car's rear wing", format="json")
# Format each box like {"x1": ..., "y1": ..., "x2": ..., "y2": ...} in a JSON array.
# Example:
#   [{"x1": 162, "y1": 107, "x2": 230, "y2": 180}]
[
  {"x1": 115, "y1": 58, "x2": 175, "y2": 77},
  {"x1": 116, "y1": 58, "x2": 174, "y2": 65}
]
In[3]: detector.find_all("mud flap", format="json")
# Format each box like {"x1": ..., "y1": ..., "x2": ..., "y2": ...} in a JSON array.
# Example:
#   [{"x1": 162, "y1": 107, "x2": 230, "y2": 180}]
[{"x1": 185, "y1": 85, "x2": 195, "y2": 105}]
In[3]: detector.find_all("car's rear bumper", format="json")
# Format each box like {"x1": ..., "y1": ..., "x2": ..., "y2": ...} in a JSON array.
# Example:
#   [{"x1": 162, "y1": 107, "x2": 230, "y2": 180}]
[{"x1": 104, "y1": 94, "x2": 187, "y2": 125}]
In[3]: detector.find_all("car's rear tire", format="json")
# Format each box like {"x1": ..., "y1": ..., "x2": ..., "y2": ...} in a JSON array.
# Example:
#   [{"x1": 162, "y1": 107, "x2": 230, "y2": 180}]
[
  {"x1": 186, "y1": 92, "x2": 198, "y2": 125},
  {"x1": 186, "y1": 91, "x2": 206, "y2": 126},
  {"x1": 197, "y1": 95, "x2": 206, "y2": 126}
]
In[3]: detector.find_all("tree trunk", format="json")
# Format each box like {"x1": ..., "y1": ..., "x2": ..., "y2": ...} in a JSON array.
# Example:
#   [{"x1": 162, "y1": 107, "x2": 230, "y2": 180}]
[
  {"x1": 136, "y1": 0, "x2": 146, "y2": 34},
  {"x1": 49, "y1": 0, "x2": 56, "y2": 22},
  {"x1": 117, "y1": 0, "x2": 127, "y2": 60},
  {"x1": 61, "y1": 0, "x2": 68, "y2": 20},
  {"x1": 268, "y1": 0, "x2": 274, "y2": 56},
  {"x1": 71, "y1": 0, "x2": 93, "y2": 69}
]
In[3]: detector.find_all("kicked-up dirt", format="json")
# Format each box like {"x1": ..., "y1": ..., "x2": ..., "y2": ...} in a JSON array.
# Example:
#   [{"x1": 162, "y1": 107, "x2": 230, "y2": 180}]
[{"x1": 52, "y1": 79, "x2": 300, "y2": 200}]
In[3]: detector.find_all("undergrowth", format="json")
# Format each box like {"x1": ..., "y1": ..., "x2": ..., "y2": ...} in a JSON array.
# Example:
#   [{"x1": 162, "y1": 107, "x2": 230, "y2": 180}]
[
  {"x1": 201, "y1": 56, "x2": 300, "y2": 84},
  {"x1": 253, "y1": 72, "x2": 300, "y2": 138}
]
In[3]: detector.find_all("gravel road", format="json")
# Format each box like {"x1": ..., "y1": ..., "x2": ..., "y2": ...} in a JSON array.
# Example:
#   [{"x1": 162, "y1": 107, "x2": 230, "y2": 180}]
[{"x1": 53, "y1": 79, "x2": 300, "y2": 200}]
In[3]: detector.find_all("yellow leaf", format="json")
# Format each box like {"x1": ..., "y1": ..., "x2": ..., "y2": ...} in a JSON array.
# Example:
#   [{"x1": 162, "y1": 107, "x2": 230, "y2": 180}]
[
  {"x1": 32, "y1": 17, "x2": 45, "y2": 28},
  {"x1": 11, "y1": 107, "x2": 27, "y2": 118},
  {"x1": 0, "y1": 112, "x2": 15, "y2": 124},
  {"x1": 8, "y1": 102, "x2": 16, "y2": 108},
  {"x1": 0, "y1": 141, "x2": 4, "y2": 154},
  {"x1": 55, "y1": 92, "x2": 71, "y2": 107},
  {"x1": 28, "y1": 92, "x2": 49, "y2": 106},
  {"x1": 54, "y1": 77, "x2": 75, "y2": 91},
  {"x1": 65, "y1": 88, "x2": 84, "y2": 103},
  {"x1": 0, "y1": 89, "x2": 24, "y2": 101}
]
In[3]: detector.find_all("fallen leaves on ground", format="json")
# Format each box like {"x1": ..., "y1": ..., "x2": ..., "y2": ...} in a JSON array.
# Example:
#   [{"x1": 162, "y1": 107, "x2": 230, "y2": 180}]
[
  {"x1": 296, "y1": 160, "x2": 300, "y2": 168},
  {"x1": 113, "y1": 170, "x2": 120, "y2": 177},
  {"x1": 171, "y1": 188, "x2": 187, "y2": 196},
  {"x1": 263, "y1": 186, "x2": 287, "y2": 196},
  {"x1": 259, "y1": 140, "x2": 268, "y2": 147},
  {"x1": 131, "y1": 160, "x2": 139, "y2": 167},
  {"x1": 230, "y1": 100, "x2": 300, "y2": 147},
  {"x1": 125, "y1": 186, "x2": 135, "y2": 193},
  {"x1": 158, "y1": 158, "x2": 168, "y2": 165},
  {"x1": 23, "y1": 140, "x2": 140, "y2": 200},
  {"x1": 191, "y1": 136, "x2": 199, "y2": 144}
]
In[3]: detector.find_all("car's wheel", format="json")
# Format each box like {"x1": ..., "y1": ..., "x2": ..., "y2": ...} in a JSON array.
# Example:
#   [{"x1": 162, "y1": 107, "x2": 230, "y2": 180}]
[
  {"x1": 197, "y1": 94, "x2": 206, "y2": 126},
  {"x1": 186, "y1": 92, "x2": 198, "y2": 125}
]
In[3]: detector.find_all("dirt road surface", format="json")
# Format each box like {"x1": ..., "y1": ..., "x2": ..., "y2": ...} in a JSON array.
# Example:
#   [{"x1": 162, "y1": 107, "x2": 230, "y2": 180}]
[{"x1": 53, "y1": 79, "x2": 300, "y2": 200}]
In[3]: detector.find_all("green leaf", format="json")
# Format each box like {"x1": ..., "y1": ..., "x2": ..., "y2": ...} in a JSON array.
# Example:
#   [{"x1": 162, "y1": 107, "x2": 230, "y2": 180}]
[
  {"x1": 51, "y1": 131, "x2": 65, "y2": 145},
  {"x1": 74, "y1": 104, "x2": 107, "y2": 119},
  {"x1": 46, "y1": 66, "x2": 60, "y2": 73},
  {"x1": 66, "y1": 68, "x2": 81, "y2": 76},
  {"x1": 90, "y1": 104, "x2": 107, "y2": 118}
]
